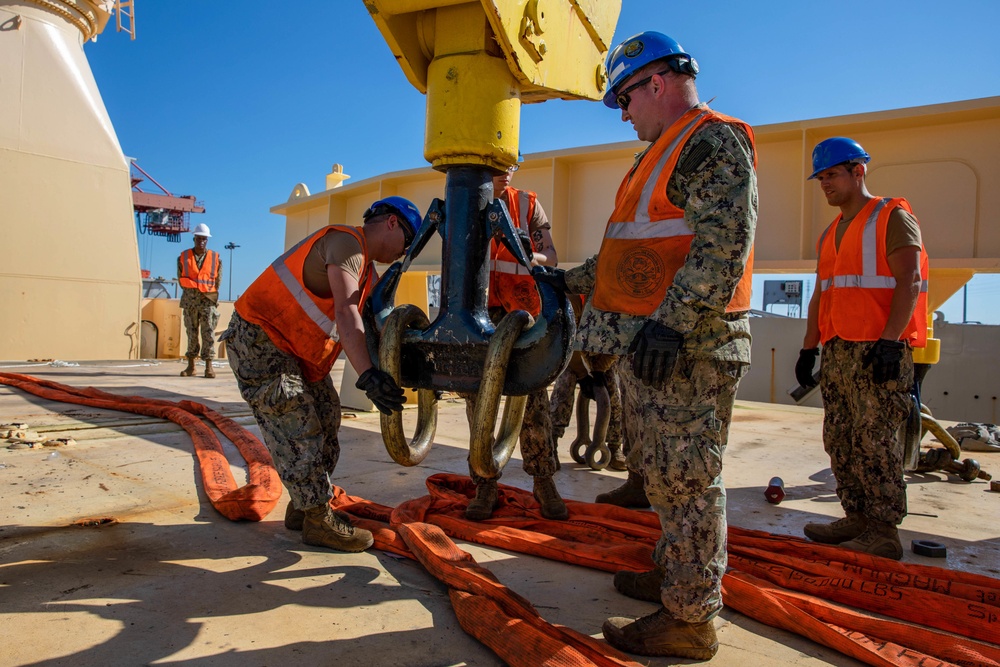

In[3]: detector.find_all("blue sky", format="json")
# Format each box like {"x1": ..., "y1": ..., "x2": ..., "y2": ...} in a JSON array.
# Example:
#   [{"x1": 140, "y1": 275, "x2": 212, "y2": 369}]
[{"x1": 84, "y1": 1, "x2": 1000, "y2": 322}]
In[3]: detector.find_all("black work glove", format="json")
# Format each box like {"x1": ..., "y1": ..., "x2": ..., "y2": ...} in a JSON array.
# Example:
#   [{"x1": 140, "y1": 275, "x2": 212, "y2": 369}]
[
  {"x1": 532, "y1": 266, "x2": 568, "y2": 293},
  {"x1": 628, "y1": 320, "x2": 684, "y2": 387},
  {"x1": 515, "y1": 228, "x2": 534, "y2": 262},
  {"x1": 795, "y1": 348, "x2": 820, "y2": 389},
  {"x1": 863, "y1": 339, "x2": 906, "y2": 384},
  {"x1": 355, "y1": 368, "x2": 406, "y2": 415}
]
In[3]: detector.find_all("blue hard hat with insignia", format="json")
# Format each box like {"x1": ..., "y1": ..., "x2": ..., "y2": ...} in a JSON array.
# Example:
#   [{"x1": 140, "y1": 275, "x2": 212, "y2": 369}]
[
  {"x1": 809, "y1": 137, "x2": 870, "y2": 180},
  {"x1": 364, "y1": 196, "x2": 422, "y2": 247},
  {"x1": 603, "y1": 31, "x2": 699, "y2": 109}
]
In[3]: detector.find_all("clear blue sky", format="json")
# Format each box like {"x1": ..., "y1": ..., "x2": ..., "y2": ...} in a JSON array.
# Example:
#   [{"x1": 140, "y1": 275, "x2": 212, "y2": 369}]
[{"x1": 84, "y1": 1, "x2": 1000, "y2": 322}]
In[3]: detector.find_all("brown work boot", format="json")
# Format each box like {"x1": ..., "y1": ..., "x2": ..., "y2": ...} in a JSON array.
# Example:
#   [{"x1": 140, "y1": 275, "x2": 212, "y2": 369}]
[
  {"x1": 595, "y1": 471, "x2": 650, "y2": 508},
  {"x1": 301, "y1": 504, "x2": 373, "y2": 552},
  {"x1": 840, "y1": 520, "x2": 903, "y2": 560},
  {"x1": 613, "y1": 566, "x2": 665, "y2": 603},
  {"x1": 803, "y1": 512, "x2": 867, "y2": 545},
  {"x1": 603, "y1": 608, "x2": 719, "y2": 660},
  {"x1": 179, "y1": 357, "x2": 196, "y2": 377},
  {"x1": 204, "y1": 362, "x2": 216, "y2": 379},
  {"x1": 533, "y1": 476, "x2": 569, "y2": 521},
  {"x1": 608, "y1": 443, "x2": 628, "y2": 471},
  {"x1": 465, "y1": 478, "x2": 499, "y2": 521},
  {"x1": 284, "y1": 501, "x2": 304, "y2": 531}
]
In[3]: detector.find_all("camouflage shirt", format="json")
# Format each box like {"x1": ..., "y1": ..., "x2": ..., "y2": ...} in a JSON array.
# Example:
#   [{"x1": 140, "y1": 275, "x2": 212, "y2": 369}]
[{"x1": 566, "y1": 113, "x2": 757, "y2": 362}]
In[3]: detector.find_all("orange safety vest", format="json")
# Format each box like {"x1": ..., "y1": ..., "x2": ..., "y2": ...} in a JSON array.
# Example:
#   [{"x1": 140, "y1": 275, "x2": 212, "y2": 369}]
[
  {"x1": 234, "y1": 226, "x2": 376, "y2": 382},
  {"x1": 591, "y1": 107, "x2": 755, "y2": 316},
  {"x1": 179, "y1": 249, "x2": 220, "y2": 293},
  {"x1": 489, "y1": 186, "x2": 541, "y2": 317},
  {"x1": 817, "y1": 197, "x2": 928, "y2": 347}
]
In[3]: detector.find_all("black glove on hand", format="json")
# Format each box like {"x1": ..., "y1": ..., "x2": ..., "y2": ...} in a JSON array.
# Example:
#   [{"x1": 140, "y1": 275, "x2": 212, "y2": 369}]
[
  {"x1": 628, "y1": 320, "x2": 684, "y2": 387},
  {"x1": 795, "y1": 348, "x2": 820, "y2": 389},
  {"x1": 532, "y1": 266, "x2": 568, "y2": 293},
  {"x1": 355, "y1": 368, "x2": 406, "y2": 415},
  {"x1": 863, "y1": 339, "x2": 906, "y2": 384}
]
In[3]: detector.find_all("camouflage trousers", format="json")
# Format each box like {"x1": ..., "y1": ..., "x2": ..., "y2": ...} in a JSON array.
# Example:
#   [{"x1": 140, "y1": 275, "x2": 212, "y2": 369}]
[
  {"x1": 182, "y1": 301, "x2": 219, "y2": 361},
  {"x1": 461, "y1": 387, "x2": 558, "y2": 483},
  {"x1": 223, "y1": 312, "x2": 340, "y2": 510},
  {"x1": 549, "y1": 352, "x2": 624, "y2": 450},
  {"x1": 621, "y1": 355, "x2": 746, "y2": 623},
  {"x1": 820, "y1": 337, "x2": 912, "y2": 525}
]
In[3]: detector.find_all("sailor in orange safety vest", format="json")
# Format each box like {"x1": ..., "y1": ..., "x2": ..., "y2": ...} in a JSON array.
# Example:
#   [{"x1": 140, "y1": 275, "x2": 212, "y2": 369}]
[
  {"x1": 177, "y1": 223, "x2": 222, "y2": 378},
  {"x1": 535, "y1": 31, "x2": 756, "y2": 658},
  {"x1": 221, "y1": 197, "x2": 420, "y2": 553},
  {"x1": 795, "y1": 137, "x2": 928, "y2": 561}
]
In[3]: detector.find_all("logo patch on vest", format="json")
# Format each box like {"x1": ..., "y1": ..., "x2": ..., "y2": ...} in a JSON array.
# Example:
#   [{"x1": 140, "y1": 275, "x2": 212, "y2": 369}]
[{"x1": 616, "y1": 247, "x2": 663, "y2": 298}]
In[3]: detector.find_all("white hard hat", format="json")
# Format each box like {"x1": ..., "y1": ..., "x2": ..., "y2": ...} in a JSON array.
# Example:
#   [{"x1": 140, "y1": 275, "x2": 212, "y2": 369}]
[{"x1": 192, "y1": 223, "x2": 211, "y2": 238}]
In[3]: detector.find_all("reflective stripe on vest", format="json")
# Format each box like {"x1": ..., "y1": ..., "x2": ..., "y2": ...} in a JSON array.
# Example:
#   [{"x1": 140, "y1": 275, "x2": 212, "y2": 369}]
[
  {"x1": 817, "y1": 197, "x2": 929, "y2": 346},
  {"x1": 591, "y1": 107, "x2": 755, "y2": 317},
  {"x1": 272, "y1": 242, "x2": 338, "y2": 340},
  {"x1": 179, "y1": 249, "x2": 219, "y2": 292},
  {"x1": 818, "y1": 198, "x2": 929, "y2": 295}
]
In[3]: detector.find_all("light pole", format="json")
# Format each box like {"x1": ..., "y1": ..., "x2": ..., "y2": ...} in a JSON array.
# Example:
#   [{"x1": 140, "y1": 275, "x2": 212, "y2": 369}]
[{"x1": 224, "y1": 242, "x2": 240, "y2": 301}]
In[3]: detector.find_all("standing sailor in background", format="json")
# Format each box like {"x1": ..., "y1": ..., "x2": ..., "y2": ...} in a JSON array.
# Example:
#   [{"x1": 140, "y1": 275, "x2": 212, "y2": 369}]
[
  {"x1": 795, "y1": 137, "x2": 928, "y2": 560},
  {"x1": 463, "y1": 159, "x2": 569, "y2": 521},
  {"x1": 539, "y1": 31, "x2": 756, "y2": 660},
  {"x1": 223, "y1": 197, "x2": 416, "y2": 553},
  {"x1": 177, "y1": 223, "x2": 221, "y2": 378}
]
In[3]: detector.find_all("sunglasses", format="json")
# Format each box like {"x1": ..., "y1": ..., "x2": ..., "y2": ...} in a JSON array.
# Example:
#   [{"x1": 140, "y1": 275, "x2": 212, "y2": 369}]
[
  {"x1": 615, "y1": 70, "x2": 670, "y2": 111},
  {"x1": 364, "y1": 205, "x2": 415, "y2": 247}
]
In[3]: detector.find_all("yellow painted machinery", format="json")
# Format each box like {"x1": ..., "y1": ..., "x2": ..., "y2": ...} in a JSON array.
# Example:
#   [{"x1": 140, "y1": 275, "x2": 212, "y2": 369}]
[{"x1": 360, "y1": 0, "x2": 621, "y2": 478}]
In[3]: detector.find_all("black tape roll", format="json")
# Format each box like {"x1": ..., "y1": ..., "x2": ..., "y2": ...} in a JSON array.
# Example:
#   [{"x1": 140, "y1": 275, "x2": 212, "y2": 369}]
[{"x1": 911, "y1": 539, "x2": 947, "y2": 558}]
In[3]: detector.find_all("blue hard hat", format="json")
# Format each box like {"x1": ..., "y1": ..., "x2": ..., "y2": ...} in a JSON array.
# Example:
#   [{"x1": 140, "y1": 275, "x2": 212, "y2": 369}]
[
  {"x1": 603, "y1": 31, "x2": 698, "y2": 109},
  {"x1": 364, "y1": 196, "x2": 422, "y2": 246},
  {"x1": 809, "y1": 137, "x2": 870, "y2": 179}
]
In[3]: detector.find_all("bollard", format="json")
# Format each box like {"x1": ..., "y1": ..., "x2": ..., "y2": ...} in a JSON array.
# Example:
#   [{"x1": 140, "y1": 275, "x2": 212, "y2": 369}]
[{"x1": 764, "y1": 477, "x2": 785, "y2": 504}]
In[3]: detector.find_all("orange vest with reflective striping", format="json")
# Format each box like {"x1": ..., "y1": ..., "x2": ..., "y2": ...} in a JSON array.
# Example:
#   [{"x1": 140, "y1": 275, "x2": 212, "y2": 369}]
[
  {"x1": 234, "y1": 226, "x2": 376, "y2": 382},
  {"x1": 591, "y1": 107, "x2": 755, "y2": 316},
  {"x1": 817, "y1": 197, "x2": 928, "y2": 347},
  {"x1": 179, "y1": 249, "x2": 220, "y2": 293},
  {"x1": 489, "y1": 186, "x2": 541, "y2": 317}
]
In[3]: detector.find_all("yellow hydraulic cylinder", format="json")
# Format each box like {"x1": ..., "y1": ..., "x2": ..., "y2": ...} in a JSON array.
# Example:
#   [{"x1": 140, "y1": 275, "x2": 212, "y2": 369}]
[{"x1": 365, "y1": 0, "x2": 621, "y2": 171}]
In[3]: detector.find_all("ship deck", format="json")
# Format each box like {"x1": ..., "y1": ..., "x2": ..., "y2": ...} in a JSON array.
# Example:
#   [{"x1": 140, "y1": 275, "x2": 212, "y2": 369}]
[{"x1": 1, "y1": 360, "x2": 997, "y2": 666}]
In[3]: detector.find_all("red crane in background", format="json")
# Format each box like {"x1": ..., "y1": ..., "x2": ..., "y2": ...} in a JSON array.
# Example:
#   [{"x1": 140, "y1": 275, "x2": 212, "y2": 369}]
[
  {"x1": 131, "y1": 160, "x2": 205, "y2": 243},
  {"x1": 131, "y1": 160, "x2": 205, "y2": 281}
]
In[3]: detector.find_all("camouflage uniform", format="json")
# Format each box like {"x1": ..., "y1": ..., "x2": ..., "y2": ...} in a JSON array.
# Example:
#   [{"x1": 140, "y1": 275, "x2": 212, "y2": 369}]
[
  {"x1": 820, "y1": 337, "x2": 913, "y2": 524},
  {"x1": 565, "y1": 117, "x2": 756, "y2": 623},
  {"x1": 222, "y1": 311, "x2": 340, "y2": 510},
  {"x1": 178, "y1": 253, "x2": 221, "y2": 361}
]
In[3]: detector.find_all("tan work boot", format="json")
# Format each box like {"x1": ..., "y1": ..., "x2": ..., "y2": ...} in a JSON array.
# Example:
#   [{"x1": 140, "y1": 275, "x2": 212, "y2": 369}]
[
  {"x1": 204, "y1": 362, "x2": 216, "y2": 379},
  {"x1": 603, "y1": 608, "x2": 719, "y2": 660},
  {"x1": 533, "y1": 476, "x2": 569, "y2": 521},
  {"x1": 595, "y1": 471, "x2": 650, "y2": 508},
  {"x1": 608, "y1": 443, "x2": 628, "y2": 471},
  {"x1": 179, "y1": 357, "x2": 196, "y2": 377},
  {"x1": 301, "y1": 504, "x2": 373, "y2": 552},
  {"x1": 840, "y1": 520, "x2": 903, "y2": 560},
  {"x1": 803, "y1": 512, "x2": 867, "y2": 545},
  {"x1": 284, "y1": 501, "x2": 304, "y2": 531},
  {"x1": 613, "y1": 566, "x2": 665, "y2": 603},
  {"x1": 465, "y1": 478, "x2": 499, "y2": 521}
]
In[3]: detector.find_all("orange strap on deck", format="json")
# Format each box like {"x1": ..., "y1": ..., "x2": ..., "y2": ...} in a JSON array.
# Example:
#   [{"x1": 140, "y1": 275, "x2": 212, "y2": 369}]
[
  {"x1": 0, "y1": 372, "x2": 280, "y2": 521},
  {"x1": 3, "y1": 373, "x2": 998, "y2": 667}
]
